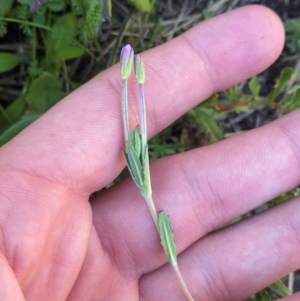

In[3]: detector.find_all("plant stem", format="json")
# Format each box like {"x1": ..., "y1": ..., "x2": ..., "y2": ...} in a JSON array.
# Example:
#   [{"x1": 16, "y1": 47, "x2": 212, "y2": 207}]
[
  {"x1": 122, "y1": 79, "x2": 130, "y2": 143},
  {"x1": 143, "y1": 193, "x2": 158, "y2": 228},
  {"x1": 173, "y1": 263, "x2": 195, "y2": 301},
  {"x1": 0, "y1": 17, "x2": 52, "y2": 31},
  {"x1": 138, "y1": 83, "x2": 147, "y2": 155}
]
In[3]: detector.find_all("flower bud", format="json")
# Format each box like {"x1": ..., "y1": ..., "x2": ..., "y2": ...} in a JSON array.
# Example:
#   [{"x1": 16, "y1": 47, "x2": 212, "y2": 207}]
[
  {"x1": 120, "y1": 44, "x2": 134, "y2": 79},
  {"x1": 134, "y1": 54, "x2": 145, "y2": 84}
]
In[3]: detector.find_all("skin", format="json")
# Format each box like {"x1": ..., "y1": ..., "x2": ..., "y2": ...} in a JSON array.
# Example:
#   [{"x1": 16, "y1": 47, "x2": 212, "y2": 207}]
[{"x1": 0, "y1": 4, "x2": 298, "y2": 301}]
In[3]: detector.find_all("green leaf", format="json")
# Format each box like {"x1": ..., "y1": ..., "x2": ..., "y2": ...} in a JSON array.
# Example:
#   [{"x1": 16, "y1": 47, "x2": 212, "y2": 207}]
[
  {"x1": 122, "y1": 149, "x2": 144, "y2": 193},
  {"x1": 55, "y1": 46, "x2": 84, "y2": 60},
  {"x1": 197, "y1": 108, "x2": 223, "y2": 143},
  {"x1": 259, "y1": 290, "x2": 272, "y2": 301},
  {"x1": 46, "y1": 0, "x2": 66, "y2": 11},
  {"x1": 269, "y1": 279, "x2": 291, "y2": 297},
  {"x1": 47, "y1": 13, "x2": 78, "y2": 62},
  {"x1": 0, "y1": 53, "x2": 21, "y2": 73},
  {"x1": 291, "y1": 87, "x2": 300, "y2": 108},
  {"x1": 158, "y1": 210, "x2": 177, "y2": 266},
  {"x1": 0, "y1": 0, "x2": 14, "y2": 17},
  {"x1": 268, "y1": 67, "x2": 293, "y2": 102},
  {"x1": 288, "y1": 84, "x2": 300, "y2": 94},
  {"x1": 26, "y1": 72, "x2": 65, "y2": 114},
  {"x1": 249, "y1": 76, "x2": 261, "y2": 97},
  {"x1": 0, "y1": 115, "x2": 39, "y2": 146},
  {"x1": 0, "y1": 95, "x2": 27, "y2": 133},
  {"x1": 128, "y1": 0, "x2": 151, "y2": 13},
  {"x1": 132, "y1": 126, "x2": 141, "y2": 158},
  {"x1": 143, "y1": 145, "x2": 152, "y2": 195},
  {"x1": 127, "y1": 140, "x2": 145, "y2": 193}
]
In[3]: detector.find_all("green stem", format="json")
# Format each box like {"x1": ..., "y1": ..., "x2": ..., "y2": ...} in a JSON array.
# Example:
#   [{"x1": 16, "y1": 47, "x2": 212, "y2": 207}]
[
  {"x1": 143, "y1": 193, "x2": 158, "y2": 229},
  {"x1": 122, "y1": 79, "x2": 130, "y2": 143},
  {"x1": 138, "y1": 83, "x2": 147, "y2": 156},
  {"x1": 173, "y1": 264, "x2": 195, "y2": 301},
  {"x1": 0, "y1": 17, "x2": 52, "y2": 31}
]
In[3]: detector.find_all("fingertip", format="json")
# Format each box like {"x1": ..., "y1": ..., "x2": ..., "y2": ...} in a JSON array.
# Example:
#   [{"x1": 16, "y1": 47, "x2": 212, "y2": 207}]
[{"x1": 184, "y1": 4, "x2": 285, "y2": 91}]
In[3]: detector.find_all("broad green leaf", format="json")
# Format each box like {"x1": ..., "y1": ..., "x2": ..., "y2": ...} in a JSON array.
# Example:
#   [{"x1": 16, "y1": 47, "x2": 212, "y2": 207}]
[
  {"x1": 0, "y1": 0, "x2": 14, "y2": 17},
  {"x1": 268, "y1": 67, "x2": 293, "y2": 102},
  {"x1": 269, "y1": 279, "x2": 291, "y2": 297},
  {"x1": 47, "y1": 13, "x2": 77, "y2": 63},
  {"x1": 0, "y1": 53, "x2": 21, "y2": 73},
  {"x1": 55, "y1": 46, "x2": 84, "y2": 60},
  {"x1": 128, "y1": 0, "x2": 151, "y2": 13},
  {"x1": 17, "y1": 0, "x2": 30, "y2": 4},
  {"x1": 5, "y1": 95, "x2": 27, "y2": 122},
  {"x1": 259, "y1": 290, "x2": 272, "y2": 301},
  {"x1": 249, "y1": 76, "x2": 261, "y2": 97},
  {"x1": 26, "y1": 72, "x2": 65, "y2": 114},
  {"x1": 0, "y1": 115, "x2": 39, "y2": 146},
  {"x1": 158, "y1": 211, "x2": 177, "y2": 266},
  {"x1": 47, "y1": 0, "x2": 66, "y2": 12},
  {"x1": 0, "y1": 95, "x2": 27, "y2": 133}
]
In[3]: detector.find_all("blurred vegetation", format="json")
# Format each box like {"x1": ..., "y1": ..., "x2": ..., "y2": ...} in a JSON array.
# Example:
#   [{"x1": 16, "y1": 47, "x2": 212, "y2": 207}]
[{"x1": 0, "y1": 0, "x2": 299, "y2": 299}]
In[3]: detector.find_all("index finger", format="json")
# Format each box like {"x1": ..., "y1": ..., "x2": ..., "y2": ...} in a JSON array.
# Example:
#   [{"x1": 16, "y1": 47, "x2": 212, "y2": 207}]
[{"x1": 0, "y1": 5, "x2": 284, "y2": 195}]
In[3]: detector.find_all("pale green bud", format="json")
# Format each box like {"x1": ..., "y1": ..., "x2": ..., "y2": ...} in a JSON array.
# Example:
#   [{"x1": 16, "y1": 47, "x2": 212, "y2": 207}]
[
  {"x1": 120, "y1": 44, "x2": 134, "y2": 79},
  {"x1": 134, "y1": 54, "x2": 145, "y2": 84}
]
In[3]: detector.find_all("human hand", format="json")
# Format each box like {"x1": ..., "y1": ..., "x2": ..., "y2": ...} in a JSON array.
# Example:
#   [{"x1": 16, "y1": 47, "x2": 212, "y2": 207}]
[{"x1": 0, "y1": 5, "x2": 297, "y2": 301}]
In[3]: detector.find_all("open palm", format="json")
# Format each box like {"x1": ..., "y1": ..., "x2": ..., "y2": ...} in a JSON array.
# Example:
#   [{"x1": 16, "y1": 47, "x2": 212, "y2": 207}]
[{"x1": 0, "y1": 5, "x2": 299, "y2": 301}]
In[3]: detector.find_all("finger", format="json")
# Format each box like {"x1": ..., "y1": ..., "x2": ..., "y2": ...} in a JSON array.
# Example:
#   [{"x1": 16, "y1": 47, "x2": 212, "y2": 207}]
[
  {"x1": 0, "y1": 5, "x2": 284, "y2": 194},
  {"x1": 92, "y1": 109, "x2": 300, "y2": 275},
  {"x1": 279, "y1": 293, "x2": 300, "y2": 301},
  {"x1": 0, "y1": 254, "x2": 25, "y2": 301},
  {"x1": 139, "y1": 197, "x2": 300, "y2": 301}
]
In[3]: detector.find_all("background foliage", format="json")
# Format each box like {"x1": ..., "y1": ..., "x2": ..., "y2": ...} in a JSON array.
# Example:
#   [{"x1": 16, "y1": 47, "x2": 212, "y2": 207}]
[{"x1": 0, "y1": 0, "x2": 299, "y2": 299}]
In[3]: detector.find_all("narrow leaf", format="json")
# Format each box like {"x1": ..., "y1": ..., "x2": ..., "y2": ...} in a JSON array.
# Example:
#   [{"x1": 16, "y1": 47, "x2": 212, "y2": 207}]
[
  {"x1": 158, "y1": 211, "x2": 177, "y2": 266},
  {"x1": 287, "y1": 84, "x2": 300, "y2": 95},
  {"x1": 249, "y1": 76, "x2": 261, "y2": 97},
  {"x1": 122, "y1": 149, "x2": 141, "y2": 189},
  {"x1": 197, "y1": 108, "x2": 223, "y2": 143},
  {"x1": 259, "y1": 290, "x2": 272, "y2": 301},
  {"x1": 132, "y1": 126, "x2": 141, "y2": 158},
  {"x1": 291, "y1": 87, "x2": 300, "y2": 108},
  {"x1": 143, "y1": 145, "x2": 152, "y2": 195},
  {"x1": 269, "y1": 279, "x2": 291, "y2": 297},
  {"x1": 0, "y1": 115, "x2": 39, "y2": 146},
  {"x1": 128, "y1": 0, "x2": 151, "y2": 13},
  {"x1": 268, "y1": 67, "x2": 293, "y2": 102}
]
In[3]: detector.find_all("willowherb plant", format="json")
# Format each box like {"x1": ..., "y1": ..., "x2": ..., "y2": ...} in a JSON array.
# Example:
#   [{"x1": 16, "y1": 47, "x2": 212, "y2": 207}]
[{"x1": 120, "y1": 44, "x2": 194, "y2": 301}]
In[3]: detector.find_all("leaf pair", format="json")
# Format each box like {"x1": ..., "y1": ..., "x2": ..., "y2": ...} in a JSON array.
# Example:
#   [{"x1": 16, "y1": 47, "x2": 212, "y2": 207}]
[{"x1": 122, "y1": 126, "x2": 151, "y2": 196}]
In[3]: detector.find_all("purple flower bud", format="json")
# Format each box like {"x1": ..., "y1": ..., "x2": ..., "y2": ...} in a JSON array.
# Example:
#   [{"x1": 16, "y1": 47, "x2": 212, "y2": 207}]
[{"x1": 120, "y1": 44, "x2": 134, "y2": 79}]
